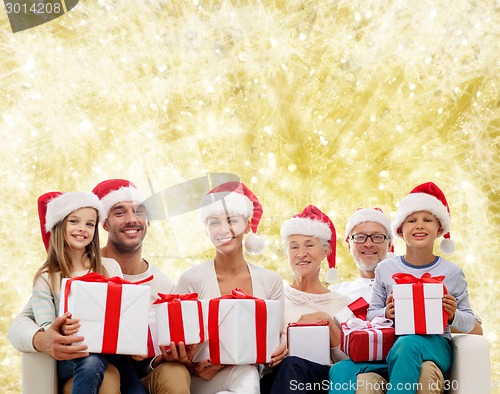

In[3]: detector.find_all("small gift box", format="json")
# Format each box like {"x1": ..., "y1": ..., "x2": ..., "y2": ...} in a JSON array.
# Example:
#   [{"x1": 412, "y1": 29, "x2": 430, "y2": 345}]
[
  {"x1": 192, "y1": 288, "x2": 280, "y2": 365},
  {"x1": 287, "y1": 322, "x2": 330, "y2": 365},
  {"x1": 154, "y1": 293, "x2": 205, "y2": 346},
  {"x1": 59, "y1": 273, "x2": 152, "y2": 355},
  {"x1": 341, "y1": 317, "x2": 395, "y2": 362},
  {"x1": 392, "y1": 273, "x2": 449, "y2": 335},
  {"x1": 334, "y1": 297, "x2": 369, "y2": 326}
]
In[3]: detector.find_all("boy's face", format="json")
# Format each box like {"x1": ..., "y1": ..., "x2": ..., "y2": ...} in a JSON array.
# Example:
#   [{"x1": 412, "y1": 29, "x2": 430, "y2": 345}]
[{"x1": 399, "y1": 210, "x2": 443, "y2": 250}]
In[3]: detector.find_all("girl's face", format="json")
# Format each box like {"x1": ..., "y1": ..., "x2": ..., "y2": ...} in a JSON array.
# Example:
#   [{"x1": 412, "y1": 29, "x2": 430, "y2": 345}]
[
  {"x1": 400, "y1": 210, "x2": 443, "y2": 250},
  {"x1": 287, "y1": 234, "x2": 327, "y2": 280},
  {"x1": 64, "y1": 207, "x2": 98, "y2": 251},
  {"x1": 206, "y1": 212, "x2": 250, "y2": 252}
]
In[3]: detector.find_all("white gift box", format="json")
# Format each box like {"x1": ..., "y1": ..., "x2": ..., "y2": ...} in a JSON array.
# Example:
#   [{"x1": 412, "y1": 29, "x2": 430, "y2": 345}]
[
  {"x1": 393, "y1": 283, "x2": 446, "y2": 335},
  {"x1": 193, "y1": 297, "x2": 280, "y2": 365},
  {"x1": 154, "y1": 297, "x2": 205, "y2": 346},
  {"x1": 59, "y1": 277, "x2": 151, "y2": 355},
  {"x1": 287, "y1": 323, "x2": 330, "y2": 365}
]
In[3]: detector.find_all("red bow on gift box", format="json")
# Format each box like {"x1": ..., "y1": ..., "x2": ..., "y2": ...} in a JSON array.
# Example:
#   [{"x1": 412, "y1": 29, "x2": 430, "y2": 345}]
[
  {"x1": 63, "y1": 272, "x2": 153, "y2": 354},
  {"x1": 209, "y1": 288, "x2": 268, "y2": 364},
  {"x1": 392, "y1": 272, "x2": 449, "y2": 334},
  {"x1": 154, "y1": 293, "x2": 205, "y2": 344}
]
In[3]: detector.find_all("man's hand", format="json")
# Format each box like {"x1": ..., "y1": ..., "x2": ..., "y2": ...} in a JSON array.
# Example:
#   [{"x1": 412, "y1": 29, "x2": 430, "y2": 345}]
[{"x1": 33, "y1": 313, "x2": 88, "y2": 360}]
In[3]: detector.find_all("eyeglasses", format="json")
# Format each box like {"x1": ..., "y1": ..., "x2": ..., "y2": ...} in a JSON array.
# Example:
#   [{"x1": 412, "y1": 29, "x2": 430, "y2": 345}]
[{"x1": 350, "y1": 234, "x2": 389, "y2": 244}]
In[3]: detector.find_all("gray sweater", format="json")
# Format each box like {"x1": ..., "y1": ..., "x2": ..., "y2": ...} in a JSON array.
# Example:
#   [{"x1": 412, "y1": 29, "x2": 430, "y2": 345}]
[{"x1": 367, "y1": 255, "x2": 475, "y2": 339}]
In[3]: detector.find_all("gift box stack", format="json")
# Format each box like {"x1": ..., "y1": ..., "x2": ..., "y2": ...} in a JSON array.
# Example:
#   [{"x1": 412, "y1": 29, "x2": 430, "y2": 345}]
[
  {"x1": 340, "y1": 317, "x2": 396, "y2": 362},
  {"x1": 287, "y1": 322, "x2": 330, "y2": 365},
  {"x1": 192, "y1": 288, "x2": 281, "y2": 365},
  {"x1": 59, "y1": 273, "x2": 152, "y2": 355},
  {"x1": 392, "y1": 272, "x2": 449, "y2": 335}
]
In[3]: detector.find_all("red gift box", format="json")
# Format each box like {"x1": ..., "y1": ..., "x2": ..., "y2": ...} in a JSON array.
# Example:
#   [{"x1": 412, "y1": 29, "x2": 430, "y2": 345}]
[
  {"x1": 153, "y1": 293, "x2": 205, "y2": 346},
  {"x1": 392, "y1": 272, "x2": 449, "y2": 335},
  {"x1": 341, "y1": 317, "x2": 395, "y2": 362}
]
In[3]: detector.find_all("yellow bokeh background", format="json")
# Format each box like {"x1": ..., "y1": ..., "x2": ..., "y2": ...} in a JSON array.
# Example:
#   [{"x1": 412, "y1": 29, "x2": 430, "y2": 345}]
[{"x1": 0, "y1": 1, "x2": 498, "y2": 392}]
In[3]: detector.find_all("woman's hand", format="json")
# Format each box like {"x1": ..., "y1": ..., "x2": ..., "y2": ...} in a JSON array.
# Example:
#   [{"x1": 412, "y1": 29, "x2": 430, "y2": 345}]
[
  {"x1": 296, "y1": 311, "x2": 331, "y2": 325},
  {"x1": 267, "y1": 343, "x2": 287, "y2": 368},
  {"x1": 385, "y1": 293, "x2": 395, "y2": 319}
]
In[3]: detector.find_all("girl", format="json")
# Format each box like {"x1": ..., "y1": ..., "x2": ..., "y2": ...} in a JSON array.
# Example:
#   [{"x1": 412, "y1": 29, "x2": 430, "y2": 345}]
[
  {"x1": 33, "y1": 191, "x2": 144, "y2": 394},
  {"x1": 175, "y1": 181, "x2": 287, "y2": 394}
]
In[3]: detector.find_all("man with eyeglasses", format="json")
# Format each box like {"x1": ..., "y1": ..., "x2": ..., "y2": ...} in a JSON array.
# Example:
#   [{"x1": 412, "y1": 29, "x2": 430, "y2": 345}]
[{"x1": 330, "y1": 208, "x2": 393, "y2": 302}]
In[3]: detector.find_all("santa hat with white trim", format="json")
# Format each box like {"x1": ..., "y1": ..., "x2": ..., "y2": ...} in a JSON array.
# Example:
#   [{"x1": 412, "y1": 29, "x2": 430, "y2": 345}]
[
  {"x1": 392, "y1": 182, "x2": 455, "y2": 253},
  {"x1": 198, "y1": 181, "x2": 265, "y2": 254},
  {"x1": 345, "y1": 207, "x2": 394, "y2": 253},
  {"x1": 280, "y1": 205, "x2": 338, "y2": 283},
  {"x1": 38, "y1": 191, "x2": 104, "y2": 251},
  {"x1": 92, "y1": 179, "x2": 146, "y2": 219}
]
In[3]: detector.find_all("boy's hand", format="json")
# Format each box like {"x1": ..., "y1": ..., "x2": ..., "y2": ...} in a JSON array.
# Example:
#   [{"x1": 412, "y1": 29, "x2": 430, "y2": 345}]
[
  {"x1": 442, "y1": 294, "x2": 457, "y2": 323},
  {"x1": 385, "y1": 293, "x2": 395, "y2": 319},
  {"x1": 61, "y1": 312, "x2": 81, "y2": 336}
]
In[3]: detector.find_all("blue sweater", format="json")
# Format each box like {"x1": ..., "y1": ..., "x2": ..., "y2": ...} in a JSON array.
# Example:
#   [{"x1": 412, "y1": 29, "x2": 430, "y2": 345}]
[{"x1": 367, "y1": 255, "x2": 475, "y2": 339}]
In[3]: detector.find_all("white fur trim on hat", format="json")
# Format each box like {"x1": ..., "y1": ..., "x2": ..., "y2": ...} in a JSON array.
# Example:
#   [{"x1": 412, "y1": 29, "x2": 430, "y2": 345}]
[
  {"x1": 45, "y1": 192, "x2": 104, "y2": 232},
  {"x1": 392, "y1": 193, "x2": 451, "y2": 237},
  {"x1": 100, "y1": 187, "x2": 146, "y2": 219},
  {"x1": 198, "y1": 192, "x2": 253, "y2": 223},
  {"x1": 245, "y1": 232, "x2": 266, "y2": 254},
  {"x1": 280, "y1": 217, "x2": 332, "y2": 242},
  {"x1": 345, "y1": 208, "x2": 393, "y2": 241}
]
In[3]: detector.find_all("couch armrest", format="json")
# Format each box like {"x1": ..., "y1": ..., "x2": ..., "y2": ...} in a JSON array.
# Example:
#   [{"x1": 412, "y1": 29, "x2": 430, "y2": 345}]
[
  {"x1": 22, "y1": 352, "x2": 57, "y2": 394},
  {"x1": 448, "y1": 334, "x2": 490, "y2": 394}
]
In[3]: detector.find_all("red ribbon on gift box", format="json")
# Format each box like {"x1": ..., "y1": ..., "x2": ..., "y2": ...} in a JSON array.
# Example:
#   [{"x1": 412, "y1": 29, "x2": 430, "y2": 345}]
[
  {"x1": 153, "y1": 293, "x2": 205, "y2": 344},
  {"x1": 347, "y1": 297, "x2": 370, "y2": 321},
  {"x1": 63, "y1": 272, "x2": 153, "y2": 354},
  {"x1": 392, "y1": 272, "x2": 449, "y2": 334},
  {"x1": 208, "y1": 288, "x2": 267, "y2": 365}
]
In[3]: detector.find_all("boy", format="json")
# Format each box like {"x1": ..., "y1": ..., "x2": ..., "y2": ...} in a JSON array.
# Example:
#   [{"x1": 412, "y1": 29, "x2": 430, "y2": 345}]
[{"x1": 329, "y1": 182, "x2": 475, "y2": 394}]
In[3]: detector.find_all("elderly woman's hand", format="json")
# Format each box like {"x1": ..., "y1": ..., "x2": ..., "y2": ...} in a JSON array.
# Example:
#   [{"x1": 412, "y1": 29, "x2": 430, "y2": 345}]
[{"x1": 296, "y1": 311, "x2": 332, "y2": 326}]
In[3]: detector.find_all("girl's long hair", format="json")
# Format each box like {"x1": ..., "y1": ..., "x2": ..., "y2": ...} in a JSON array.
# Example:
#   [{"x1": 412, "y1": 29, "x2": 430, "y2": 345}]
[{"x1": 33, "y1": 210, "x2": 108, "y2": 293}]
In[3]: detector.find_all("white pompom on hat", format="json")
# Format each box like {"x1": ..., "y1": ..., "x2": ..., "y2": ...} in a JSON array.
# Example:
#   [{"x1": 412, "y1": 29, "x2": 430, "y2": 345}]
[
  {"x1": 345, "y1": 207, "x2": 394, "y2": 253},
  {"x1": 281, "y1": 205, "x2": 338, "y2": 283},
  {"x1": 38, "y1": 191, "x2": 104, "y2": 251},
  {"x1": 92, "y1": 179, "x2": 146, "y2": 219},
  {"x1": 392, "y1": 182, "x2": 455, "y2": 253},
  {"x1": 198, "y1": 181, "x2": 265, "y2": 254}
]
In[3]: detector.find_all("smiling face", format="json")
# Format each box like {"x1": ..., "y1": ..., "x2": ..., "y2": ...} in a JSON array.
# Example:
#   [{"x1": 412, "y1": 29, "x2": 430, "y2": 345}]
[
  {"x1": 64, "y1": 207, "x2": 97, "y2": 251},
  {"x1": 206, "y1": 212, "x2": 250, "y2": 254},
  {"x1": 103, "y1": 201, "x2": 148, "y2": 253},
  {"x1": 399, "y1": 210, "x2": 443, "y2": 250},
  {"x1": 348, "y1": 222, "x2": 391, "y2": 275},
  {"x1": 287, "y1": 234, "x2": 328, "y2": 281}
]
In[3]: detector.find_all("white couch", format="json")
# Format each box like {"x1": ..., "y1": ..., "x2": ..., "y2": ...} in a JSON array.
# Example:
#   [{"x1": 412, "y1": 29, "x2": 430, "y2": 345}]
[{"x1": 21, "y1": 334, "x2": 491, "y2": 394}]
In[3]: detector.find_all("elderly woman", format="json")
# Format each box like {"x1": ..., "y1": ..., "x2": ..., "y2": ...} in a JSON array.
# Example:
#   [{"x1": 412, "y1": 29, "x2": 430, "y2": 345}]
[
  {"x1": 175, "y1": 181, "x2": 286, "y2": 394},
  {"x1": 261, "y1": 205, "x2": 351, "y2": 394}
]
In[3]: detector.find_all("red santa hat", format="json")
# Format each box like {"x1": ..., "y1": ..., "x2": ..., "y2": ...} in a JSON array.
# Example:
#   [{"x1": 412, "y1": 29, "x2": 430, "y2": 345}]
[
  {"x1": 345, "y1": 208, "x2": 394, "y2": 253},
  {"x1": 198, "y1": 181, "x2": 265, "y2": 254},
  {"x1": 38, "y1": 191, "x2": 104, "y2": 251},
  {"x1": 280, "y1": 205, "x2": 338, "y2": 283},
  {"x1": 392, "y1": 182, "x2": 455, "y2": 253},
  {"x1": 92, "y1": 179, "x2": 146, "y2": 219}
]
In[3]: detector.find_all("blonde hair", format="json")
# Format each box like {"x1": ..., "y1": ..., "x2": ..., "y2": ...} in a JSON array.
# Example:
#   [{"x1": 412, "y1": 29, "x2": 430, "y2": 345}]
[{"x1": 33, "y1": 210, "x2": 108, "y2": 293}]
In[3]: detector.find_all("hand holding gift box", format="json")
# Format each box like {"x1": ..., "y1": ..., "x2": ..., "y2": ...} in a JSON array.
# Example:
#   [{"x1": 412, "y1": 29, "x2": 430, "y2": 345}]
[
  {"x1": 340, "y1": 317, "x2": 395, "y2": 362},
  {"x1": 192, "y1": 288, "x2": 280, "y2": 365},
  {"x1": 287, "y1": 322, "x2": 330, "y2": 365},
  {"x1": 334, "y1": 296, "x2": 369, "y2": 326},
  {"x1": 59, "y1": 272, "x2": 152, "y2": 355},
  {"x1": 392, "y1": 272, "x2": 449, "y2": 335},
  {"x1": 154, "y1": 293, "x2": 205, "y2": 346}
]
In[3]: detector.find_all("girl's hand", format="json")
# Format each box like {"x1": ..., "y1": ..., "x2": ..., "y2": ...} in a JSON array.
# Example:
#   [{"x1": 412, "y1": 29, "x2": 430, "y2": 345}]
[
  {"x1": 267, "y1": 343, "x2": 287, "y2": 368},
  {"x1": 442, "y1": 294, "x2": 457, "y2": 323},
  {"x1": 60, "y1": 312, "x2": 81, "y2": 336},
  {"x1": 385, "y1": 293, "x2": 395, "y2": 319}
]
